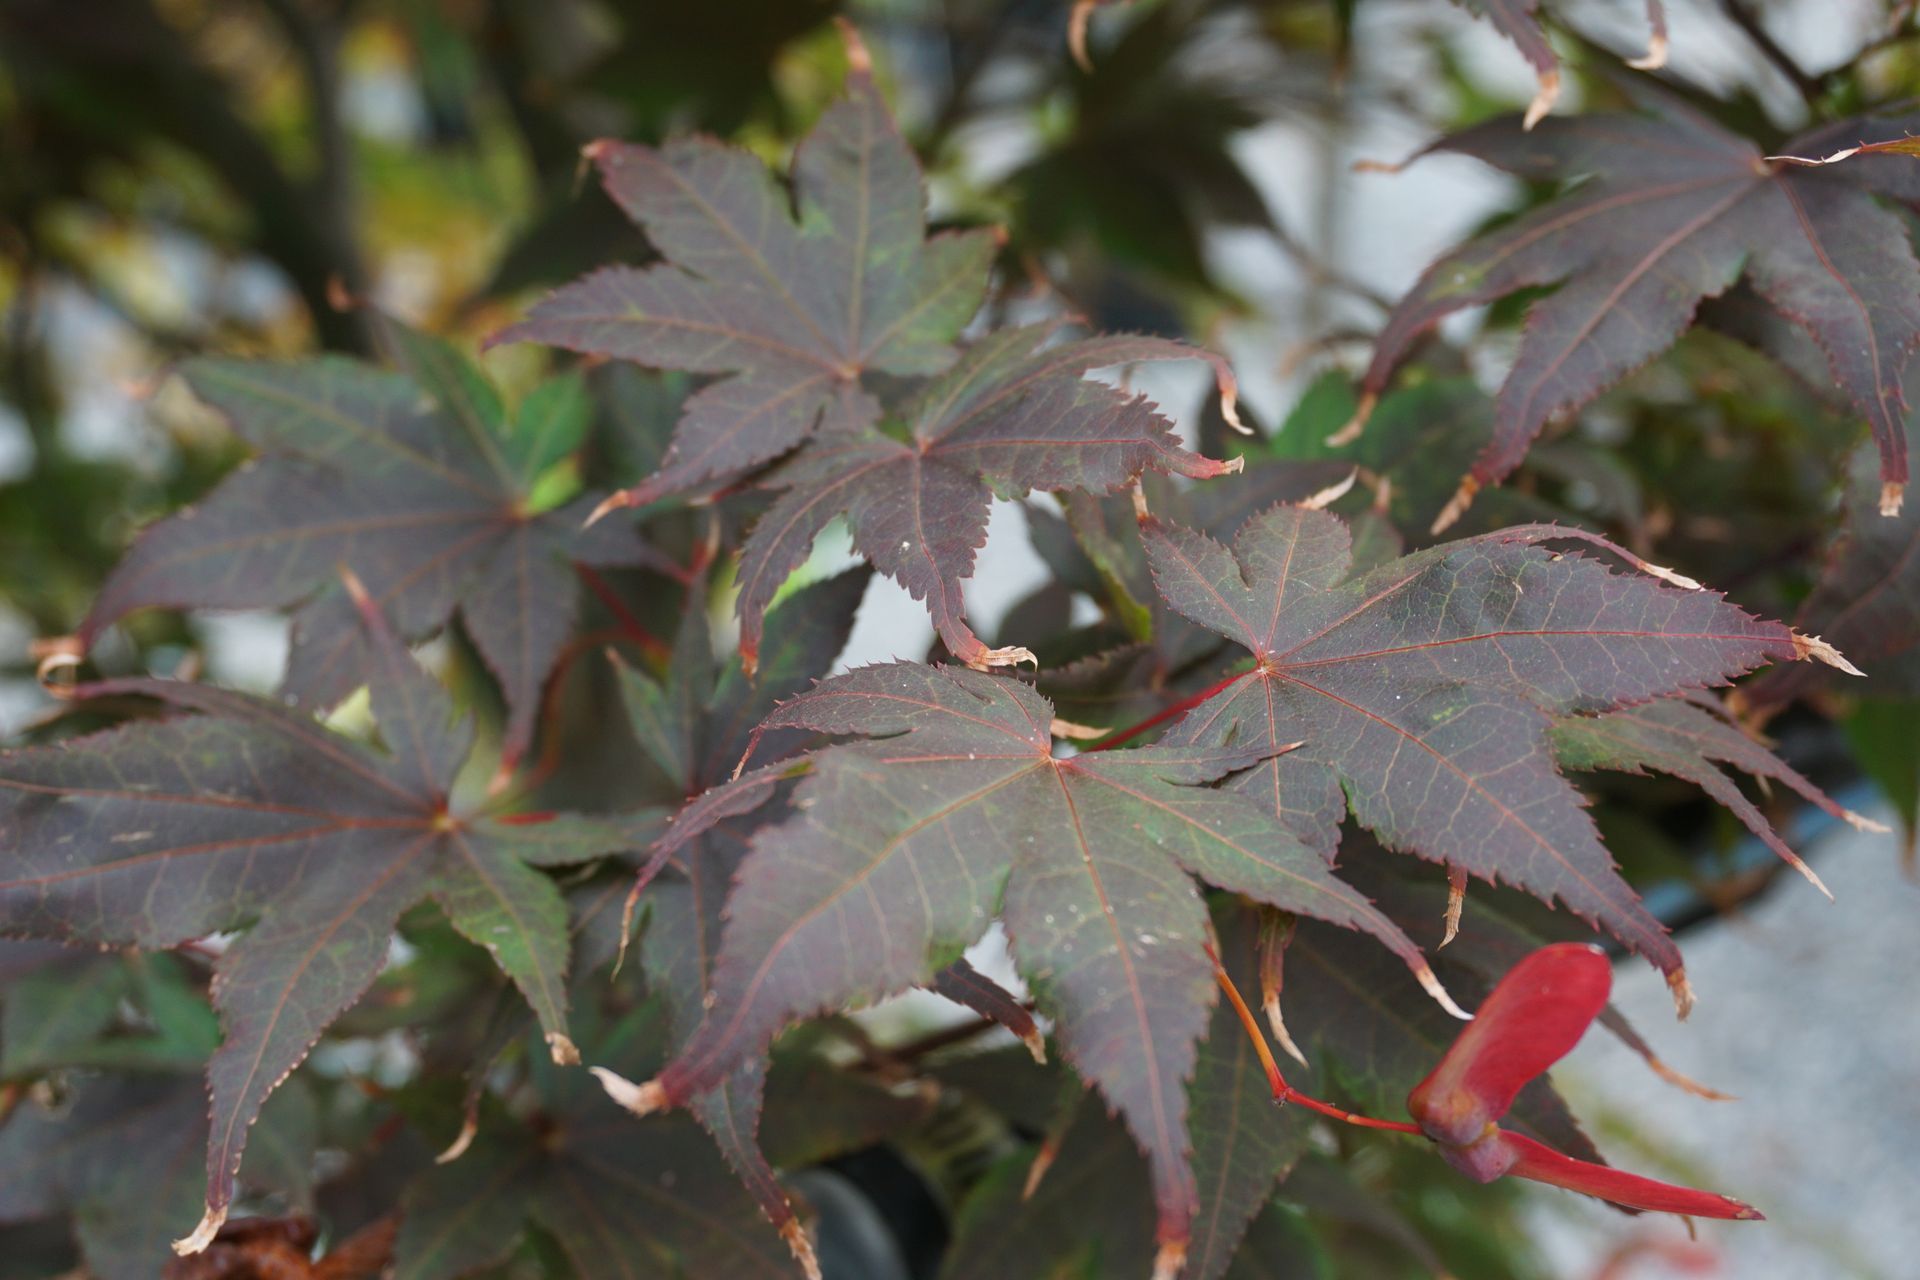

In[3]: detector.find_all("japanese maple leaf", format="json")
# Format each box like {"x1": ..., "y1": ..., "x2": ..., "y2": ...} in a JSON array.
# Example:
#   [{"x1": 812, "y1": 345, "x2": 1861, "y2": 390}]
[
  {"x1": 492, "y1": 62, "x2": 997, "y2": 509},
  {"x1": 593, "y1": 661, "x2": 1461, "y2": 1268},
  {"x1": 612, "y1": 567, "x2": 1032, "y2": 1271},
  {"x1": 1448, "y1": 1, "x2": 1668, "y2": 128},
  {"x1": 1140, "y1": 503, "x2": 1849, "y2": 1008},
  {"x1": 0, "y1": 585, "x2": 661, "y2": 1255},
  {"x1": 79, "y1": 322, "x2": 659, "y2": 768},
  {"x1": 732, "y1": 323, "x2": 1245, "y2": 671},
  {"x1": 393, "y1": 999, "x2": 793, "y2": 1280},
  {"x1": 1356, "y1": 82, "x2": 1920, "y2": 526},
  {"x1": 1405, "y1": 943, "x2": 1761, "y2": 1218},
  {"x1": 0, "y1": 1076, "x2": 310, "y2": 1280},
  {"x1": 492, "y1": 59, "x2": 1246, "y2": 671},
  {"x1": 1552, "y1": 693, "x2": 1888, "y2": 899},
  {"x1": 619, "y1": 567, "x2": 866, "y2": 1268}
]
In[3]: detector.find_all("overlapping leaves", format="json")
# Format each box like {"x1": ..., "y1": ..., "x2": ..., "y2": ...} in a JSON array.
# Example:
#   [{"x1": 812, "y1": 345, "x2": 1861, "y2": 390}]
[
  {"x1": 395, "y1": 998, "x2": 793, "y2": 1280},
  {"x1": 498, "y1": 64, "x2": 1246, "y2": 670},
  {"x1": 1447, "y1": 0, "x2": 1668, "y2": 128},
  {"x1": 616, "y1": 567, "x2": 870, "y2": 1251},
  {"x1": 0, "y1": 596, "x2": 658, "y2": 1253},
  {"x1": 81, "y1": 322, "x2": 659, "y2": 766},
  {"x1": 603, "y1": 661, "x2": 1455, "y2": 1262},
  {"x1": 1141, "y1": 501, "x2": 1835, "y2": 1002},
  {"x1": 1359, "y1": 82, "x2": 1920, "y2": 524}
]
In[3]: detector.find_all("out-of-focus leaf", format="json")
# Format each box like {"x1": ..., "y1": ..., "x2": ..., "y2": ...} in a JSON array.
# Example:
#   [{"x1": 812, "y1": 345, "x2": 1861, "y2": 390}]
[
  {"x1": 1361, "y1": 84, "x2": 1920, "y2": 522},
  {"x1": 81, "y1": 332, "x2": 663, "y2": 766},
  {"x1": 1445, "y1": 1, "x2": 1667, "y2": 127},
  {"x1": 622, "y1": 569, "x2": 868, "y2": 1240},
  {"x1": 1843, "y1": 699, "x2": 1920, "y2": 868},
  {"x1": 0, "y1": 599, "x2": 661, "y2": 1249},
  {"x1": 394, "y1": 1000, "x2": 794, "y2": 1280},
  {"x1": 0, "y1": 1074, "x2": 312, "y2": 1280},
  {"x1": 1786, "y1": 414, "x2": 1920, "y2": 693}
]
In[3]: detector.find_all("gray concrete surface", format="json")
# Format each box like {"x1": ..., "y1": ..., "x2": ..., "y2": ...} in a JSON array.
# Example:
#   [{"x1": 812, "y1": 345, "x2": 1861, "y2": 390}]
[{"x1": 1533, "y1": 806, "x2": 1920, "y2": 1280}]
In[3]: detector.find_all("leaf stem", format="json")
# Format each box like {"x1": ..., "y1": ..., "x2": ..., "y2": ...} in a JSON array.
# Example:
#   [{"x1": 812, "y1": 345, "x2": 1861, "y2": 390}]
[
  {"x1": 1081, "y1": 666, "x2": 1253, "y2": 752},
  {"x1": 573, "y1": 564, "x2": 670, "y2": 664},
  {"x1": 1205, "y1": 942, "x2": 1422, "y2": 1136},
  {"x1": 1719, "y1": 0, "x2": 1823, "y2": 103}
]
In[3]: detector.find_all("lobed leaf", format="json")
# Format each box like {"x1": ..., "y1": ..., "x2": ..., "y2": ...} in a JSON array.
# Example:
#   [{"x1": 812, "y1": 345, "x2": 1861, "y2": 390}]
[
  {"x1": 1142, "y1": 503, "x2": 1818, "y2": 999},
  {"x1": 1359, "y1": 84, "x2": 1920, "y2": 523},
  {"x1": 0, "y1": 598, "x2": 660, "y2": 1253},
  {"x1": 620, "y1": 662, "x2": 1448, "y2": 1258},
  {"x1": 494, "y1": 68, "x2": 995, "y2": 507},
  {"x1": 80, "y1": 330, "x2": 661, "y2": 767}
]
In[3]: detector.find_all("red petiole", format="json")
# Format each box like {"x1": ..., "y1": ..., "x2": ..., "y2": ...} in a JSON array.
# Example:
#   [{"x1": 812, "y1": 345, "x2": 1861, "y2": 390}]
[
  {"x1": 1082, "y1": 666, "x2": 1254, "y2": 753},
  {"x1": 1204, "y1": 943, "x2": 1421, "y2": 1135}
]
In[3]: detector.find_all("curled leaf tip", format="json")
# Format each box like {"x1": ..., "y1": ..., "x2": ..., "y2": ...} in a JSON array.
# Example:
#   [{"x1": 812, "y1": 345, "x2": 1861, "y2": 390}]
[
  {"x1": 1667, "y1": 969, "x2": 1696, "y2": 1020},
  {"x1": 1626, "y1": 30, "x2": 1670, "y2": 70},
  {"x1": 1881, "y1": 481, "x2": 1906, "y2": 517},
  {"x1": 173, "y1": 1205, "x2": 227, "y2": 1256},
  {"x1": 1628, "y1": 558, "x2": 1703, "y2": 591},
  {"x1": 1067, "y1": 0, "x2": 1098, "y2": 72},
  {"x1": 1642, "y1": 1052, "x2": 1736, "y2": 1102},
  {"x1": 1789, "y1": 854, "x2": 1834, "y2": 901},
  {"x1": 336, "y1": 564, "x2": 375, "y2": 615},
  {"x1": 1842, "y1": 808, "x2": 1892, "y2": 835},
  {"x1": 1218, "y1": 376, "x2": 1252, "y2": 436},
  {"x1": 969, "y1": 644, "x2": 1038, "y2": 671},
  {"x1": 1440, "y1": 868, "x2": 1467, "y2": 948},
  {"x1": 1129, "y1": 481, "x2": 1153, "y2": 522},
  {"x1": 1151, "y1": 1238, "x2": 1187, "y2": 1280},
  {"x1": 1050, "y1": 716, "x2": 1104, "y2": 740},
  {"x1": 779, "y1": 1218, "x2": 824, "y2": 1280},
  {"x1": 1418, "y1": 964, "x2": 1473, "y2": 1021},
  {"x1": 1351, "y1": 155, "x2": 1412, "y2": 176},
  {"x1": 591, "y1": 1066, "x2": 667, "y2": 1117},
  {"x1": 1791, "y1": 631, "x2": 1863, "y2": 676},
  {"x1": 832, "y1": 16, "x2": 873, "y2": 75},
  {"x1": 1430, "y1": 476, "x2": 1479, "y2": 535},
  {"x1": 1300, "y1": 469, "x2": 1358, "y2": 511},
  {"x1": 1022, "y1": 1131, "x2": 1063, "y2": 1200},
  {"x1": 1220, "y1": 454, "x2": 1247, "y2": 475},
  {"x1": 1325, "y1": 391, "x2": 1375, "y2": 446},
  {"x1": 435, "y1": 1114, "x2": 479, "y2": 1164},
  {"x1": 1020, "y1": 1029, "x2": 1049, "y2": 1065},
  {"x1": 547, "y1": 1031, "x2": 580, "y2": 1066},
  {"x1": 584, "y1": 489, "x2": 636, "y2": 528},
  {"x1": 1263, "y1": 994, "x2": 1309, "y2": 1067},
  {"x1": 1523, "y1": 69, "x2": 1562, "y2": 131},
  {"x1": 31, "y1": 635, "x2": 84, "y2": 693}
]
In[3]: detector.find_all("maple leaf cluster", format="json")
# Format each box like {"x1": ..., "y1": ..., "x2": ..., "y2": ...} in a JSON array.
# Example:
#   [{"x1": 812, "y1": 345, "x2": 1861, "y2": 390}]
[{"x1": 2, "y1": 23, "x2": 1909, "y2": 1280}]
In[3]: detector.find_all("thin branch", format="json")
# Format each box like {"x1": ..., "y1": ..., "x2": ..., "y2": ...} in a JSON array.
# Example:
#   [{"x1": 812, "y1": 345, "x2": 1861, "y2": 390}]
[{"x1": 1718, "y1": 0, "x2": 1823, "y2": 104}]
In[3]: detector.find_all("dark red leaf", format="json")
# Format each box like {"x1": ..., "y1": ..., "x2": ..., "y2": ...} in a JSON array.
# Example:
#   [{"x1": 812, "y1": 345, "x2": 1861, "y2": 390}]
[{"x1": 1359, "y1": 82, "x2": 1920, "y2": 524}]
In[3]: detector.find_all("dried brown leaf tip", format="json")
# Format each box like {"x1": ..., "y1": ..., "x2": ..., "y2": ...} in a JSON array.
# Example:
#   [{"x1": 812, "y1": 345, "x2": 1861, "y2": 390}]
[{"x1": 1767, "y1": 135, "x2": 1920, "y2": 167}]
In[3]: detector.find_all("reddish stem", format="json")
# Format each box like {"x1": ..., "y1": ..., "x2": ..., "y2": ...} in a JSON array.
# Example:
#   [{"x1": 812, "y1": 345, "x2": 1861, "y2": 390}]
[
  {"x1": 573, "y1": 564, "x2": 670, "y2": 664},
  {"x1": 1081, "y1": 667, "x2": 1253, "y2": 753},
  {"x1": 1206, "y1": 942, "x2": 1422, "y2": 1136}
]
